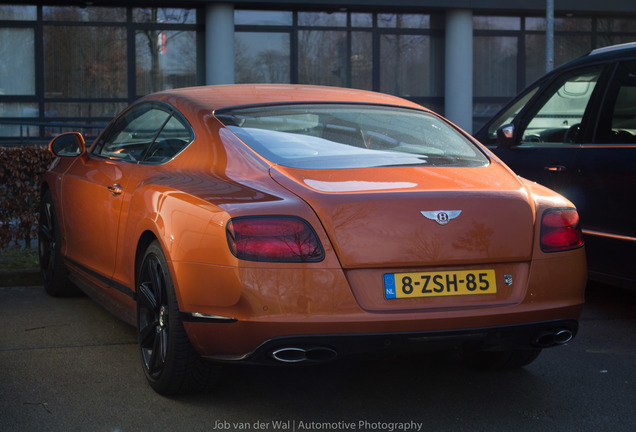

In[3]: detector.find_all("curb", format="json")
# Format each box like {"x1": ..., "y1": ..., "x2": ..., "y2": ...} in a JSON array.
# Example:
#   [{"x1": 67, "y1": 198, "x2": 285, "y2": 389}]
[{"x1": 0, "y1": 268, "x2": 41, "y2": 287}]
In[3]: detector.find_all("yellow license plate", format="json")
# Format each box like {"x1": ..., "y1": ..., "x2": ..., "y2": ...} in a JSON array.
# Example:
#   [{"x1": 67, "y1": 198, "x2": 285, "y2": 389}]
[{"x1": 384, "y1": 269, "x2": 497, "y2": 299}]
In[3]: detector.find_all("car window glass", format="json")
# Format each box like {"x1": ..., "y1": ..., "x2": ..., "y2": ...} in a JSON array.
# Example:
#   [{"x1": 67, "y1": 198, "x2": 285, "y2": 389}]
[
  {"x1": 217, "y1": 104, "x2": 489, "y2": 169},
  {"x1": 96, "y1": 104, "x2": 171, "y2": 162},
  {"x1": 520, "y1": 65, "x2": 603, "y2": 146},
  {"x1": 484, "y1": 86, "x2": 539, "y2": 144},
  {"x1": 142, "y1": 115, "x2": 193, "y2": 164},
  {"x1": 598, "y1": 60, "x2": 636, "y2": 144}
]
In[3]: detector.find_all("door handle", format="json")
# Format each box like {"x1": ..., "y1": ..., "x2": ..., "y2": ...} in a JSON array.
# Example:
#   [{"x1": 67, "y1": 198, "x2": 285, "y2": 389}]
[
  {"x1": 107, "y1": 184, "x2": 123, "y2": 196},
  {"x1": 544, "y1": 165, "x2": 567, "y2": 172}
]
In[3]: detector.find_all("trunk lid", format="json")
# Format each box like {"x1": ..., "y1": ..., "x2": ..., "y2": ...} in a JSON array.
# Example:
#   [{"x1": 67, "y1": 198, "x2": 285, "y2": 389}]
[{"x1": 270, "y1": 163, "x2": 535, "y2": 269}]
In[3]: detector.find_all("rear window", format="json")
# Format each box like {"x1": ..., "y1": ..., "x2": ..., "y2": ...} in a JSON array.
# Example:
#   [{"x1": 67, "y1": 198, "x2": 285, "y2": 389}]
[{"x1": 216, "y1": 104, "x2": 489, "y2": 169}]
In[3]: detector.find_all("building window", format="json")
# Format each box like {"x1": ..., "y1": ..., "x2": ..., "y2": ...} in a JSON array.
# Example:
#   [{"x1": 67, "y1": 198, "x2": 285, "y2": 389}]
[
  {"x1": 299, "y1": 29, "x2": 349, "y2": 86},
  {"x1": 235, "y1": 32, "x2": 290, "y2": 83},
  {"x1": 43, "y1": 6, "x2": 126, "y2": 22},
  {"x1": 0, "y1": 28, "x2": 35, "y2": 95},
  {"x1": 2, "y1": 6, "x2": 636, "y2": 143},
  {"x1": 235, "y1": 10, "x2": 292, "y2": 26},
  {"x1": 380, "y1": 34, "x2": 442, "y2": 98},
  {"x1": 44, "y1": 26, "x2": 128, "y2": 99},
  {"x1": 134, "y1": 8, "x2": 197, "y2": 95},
  {"x1": 133, "y1": 8, "x2": 196, "y2": 24},
  {"x1": 0, "y1": 5, "x2": 36, "y2": 20},
  {"x1": 378, "y1": 14, "x2": 430, "y2": 28},
  {"x1": 472, "y1": 14, "x2": 635, "y2": 132},
  {"x1": 473, "y1": 36, "x2": 518, "y2": 97},
  {"x1": 234, "y1": 11, "x2": 441, "y2": 108},
  {"x1": 0, "y1": 5, "x2": 197, "y2": 141},
  {"x1": 298, "y1": 12, "x2": 347, "y2": 27},
  {"x1": 136, "y1": 29, "x2": 197, "y2": 94}
]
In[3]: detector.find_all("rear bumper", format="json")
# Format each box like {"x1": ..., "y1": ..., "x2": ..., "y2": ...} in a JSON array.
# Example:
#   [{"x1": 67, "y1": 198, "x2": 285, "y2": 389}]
[{"x1": 192, "y1": 318, "x2": 579, "y2": 364}]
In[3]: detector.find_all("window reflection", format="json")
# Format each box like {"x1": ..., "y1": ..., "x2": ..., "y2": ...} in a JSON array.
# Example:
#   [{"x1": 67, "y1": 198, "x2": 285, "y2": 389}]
[
  {"x1": 378, "y1": 14, "x2": 430, "y2": 28},
  {"x1": 0, "y1": 28, "x2": 35, "y2": 95},
  {"x1": 474, "y1": 36, "x2": 517, "y2": 97},
  {"x1": 0, "y1": 124, "x2": 38, "y2": 138},
  {"x1": 298, "y1": 12, "x2": 347, "y2": 27},
  {"x1": 44, "y1": 26, "x2": 127, "y2": 98},
  {"x1": 235, "y1": 10, "x2": 292, "y2": 26},
  {"x1": 525, "y1": 16, "x2": 592, "y2": 31},
  {"x1": 380, "y1": 35, "x2": 442, "y2": 97},
  {"x1": 43, "y1": 6, "x2": 125, "y2": 22},
  {"x1": 525, "y1": 34, "x2": 591, "y2": 86},
  {"x1": 473, "y1": 16, "x2": 520, "y2": 30},
  {"x1": 0, "y1": 103, "x2": 38, "y2": 118},
  {"x1": 133, "y1": 8, "x2": 195, "y2": 24},
  {"x1": 0, "y1": 5, "x2": 36, "y2": 20},
  {"x1": 136, "y1": 30, "x2": 196, "y2": 94},
  {"x1": 236, "y1": 32, "x2": 290, "y2": 83},
  {"x1": 45, "y1": 102, "x2": 127, "y2": 119},
  {"x1": 554, "y1": 17, "x2": 592, "y2": 31},
  {"x1": 597, "y1": 18, "x2": 636, "y2": 32},
  {"x1": 351, "y1": 32, "x2": 372, "y2": 90},
  {"x1": 299, "y1": 30, "x2": 348, "y2": 86},
  {"x1": 351, "y1": 13, "x2": 373, "y2": 27},
  {"x1": 1, "y1": 5, "x2": 635, "y2": 144}
]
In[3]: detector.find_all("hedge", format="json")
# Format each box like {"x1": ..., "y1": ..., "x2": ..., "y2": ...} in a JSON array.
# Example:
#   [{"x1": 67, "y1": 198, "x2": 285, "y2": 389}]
[{"x1": 0, "y1": 146, "x2": 52, "y2": 250}]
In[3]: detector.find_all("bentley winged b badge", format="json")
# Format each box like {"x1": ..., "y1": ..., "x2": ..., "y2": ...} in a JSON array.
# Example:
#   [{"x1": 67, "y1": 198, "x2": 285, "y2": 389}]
[{"x1": 421, "y1": 210, "x2": 462, "y2": 225}]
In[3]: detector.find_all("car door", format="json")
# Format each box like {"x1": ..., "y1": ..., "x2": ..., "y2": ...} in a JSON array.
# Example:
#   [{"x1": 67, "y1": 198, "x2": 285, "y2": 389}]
[
  {"x1": 486, "y1": 63, "x2": 610, "y2": 206},
  {"x1": 572, "y1": 59, "x2": 636, "y2": 282},
  {"x1": 61, "y1": 102, "x2": 174, "y2": 280},
  {"x1": 573, "y1": 60, "x2": 636, "y2": 236}
]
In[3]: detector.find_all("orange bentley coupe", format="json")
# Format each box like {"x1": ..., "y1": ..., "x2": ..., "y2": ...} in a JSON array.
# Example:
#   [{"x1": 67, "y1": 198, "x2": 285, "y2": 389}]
[{"x1": 39, "y1": 84, "x2": 587, "y2": 395}]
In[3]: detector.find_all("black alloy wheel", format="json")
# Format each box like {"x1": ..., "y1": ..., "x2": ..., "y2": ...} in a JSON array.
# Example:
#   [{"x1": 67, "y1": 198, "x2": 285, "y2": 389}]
[
  {"x1": 137, "y1": 251, "x2": 170, "y2": 380},
  {"x1": 136, "y1": 240, "x2": 219, "y2": 395},
  {"x1": 38, "y1": 190, "x2": 75, "y2": 296}
]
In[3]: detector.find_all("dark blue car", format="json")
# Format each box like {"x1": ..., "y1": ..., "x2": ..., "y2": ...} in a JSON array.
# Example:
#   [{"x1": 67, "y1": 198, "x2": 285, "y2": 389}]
[{"x1": 475, "y1": 42, "x2": 636, "y2": 289}]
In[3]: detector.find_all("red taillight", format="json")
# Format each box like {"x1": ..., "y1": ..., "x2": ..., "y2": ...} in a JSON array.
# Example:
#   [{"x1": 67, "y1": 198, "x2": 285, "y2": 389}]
[
  {"x1": 540, "y1": 208, "x2": 584, "y2": 252},
  {"x1": 226, "y1": 216, "x2": 325, "y2": 262}
]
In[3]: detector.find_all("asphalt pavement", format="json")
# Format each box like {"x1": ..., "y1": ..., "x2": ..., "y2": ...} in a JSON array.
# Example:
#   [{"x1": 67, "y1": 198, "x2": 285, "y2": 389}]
[{"x1": 1, "y1": 282, "x2": 635, "y2": 432}]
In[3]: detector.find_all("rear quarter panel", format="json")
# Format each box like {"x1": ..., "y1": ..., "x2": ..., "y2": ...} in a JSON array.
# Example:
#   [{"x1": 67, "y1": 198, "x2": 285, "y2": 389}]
[{"x1": 111, "y1": 115, "x2": 341, "y2": 313}]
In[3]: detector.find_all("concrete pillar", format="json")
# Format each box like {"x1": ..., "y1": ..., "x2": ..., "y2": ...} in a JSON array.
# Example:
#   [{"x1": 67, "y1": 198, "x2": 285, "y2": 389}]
[
  {"x1": 445, "y1": 9, "x2": 473, "y2": 133},
  {"x1": 205, "y1": 3, "x2": 235, "y2": 85}
]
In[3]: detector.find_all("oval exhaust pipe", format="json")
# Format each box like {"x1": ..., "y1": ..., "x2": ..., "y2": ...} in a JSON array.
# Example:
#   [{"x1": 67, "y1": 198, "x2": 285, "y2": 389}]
[
  {"x1": 305, "y1": 347, "x2": 338, "y2": 362},
  {"x1": 271, "y1": 347, "x2": 307, "y2": 363},
  {"x1": 554, "y1": 329, "x2": 573, "y2": 344},
  {"x1": 534, "y1": 329, "x2": 574, "y2": 348},
  {"x1": 271, "y1": 347, "x2": 337, "y2": 363}
]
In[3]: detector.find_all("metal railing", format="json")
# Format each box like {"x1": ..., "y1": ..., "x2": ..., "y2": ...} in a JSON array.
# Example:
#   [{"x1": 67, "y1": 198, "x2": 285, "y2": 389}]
[{"x1": 0, "y1": 119, "x2": 107, "y2": 146}]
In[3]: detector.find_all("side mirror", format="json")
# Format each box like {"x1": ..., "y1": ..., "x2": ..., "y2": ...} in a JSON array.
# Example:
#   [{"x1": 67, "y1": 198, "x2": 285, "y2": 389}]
[
  {"x1": 496, "y1": 124, "x2": 518, "y2": 148},
  {"x1": 49, "y1": 132, "x2": 86, "y2": 157},
  {"x1": 496, "y1": 124, "x2": 516, "y2": 148}
]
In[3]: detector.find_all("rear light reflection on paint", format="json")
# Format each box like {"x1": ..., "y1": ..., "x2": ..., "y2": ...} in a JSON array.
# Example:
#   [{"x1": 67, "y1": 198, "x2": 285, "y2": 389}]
[
  {"x1": 226, "y1": 216, "x2": 325, "y2": 262},
  {"x1": 540, "y1": 208, "x2": 584, "y2": 252}
]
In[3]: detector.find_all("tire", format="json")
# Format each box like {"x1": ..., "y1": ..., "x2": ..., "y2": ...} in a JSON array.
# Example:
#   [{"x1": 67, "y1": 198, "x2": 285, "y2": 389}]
[
  {"x1": 136, "y1": 240, "x2": 220, "y2": 395},
  {"x1": 461, "y1": 348, "x2": 542, "y2": 370},
  {"x1": 38, "y1": 190, "x2": 77, "y2": 297}
]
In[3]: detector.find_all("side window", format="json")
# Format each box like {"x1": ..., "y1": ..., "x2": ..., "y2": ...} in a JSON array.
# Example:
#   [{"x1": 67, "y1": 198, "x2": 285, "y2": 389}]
[
  {"x1": 484, "y1": 86, "x2": 539, "y2": 144},
  {"x1": 597, "y1": 60, "x2": 636, "y2": 144},
  {"x1": 94, "y1": 103, "x2": 192, "y2": 163},
  {"x1": 143, "y1": 115, "x2": 192, "y2": 164},
  {"x1": 520, "y1": 65, "x2": 604, "y2": 145}
]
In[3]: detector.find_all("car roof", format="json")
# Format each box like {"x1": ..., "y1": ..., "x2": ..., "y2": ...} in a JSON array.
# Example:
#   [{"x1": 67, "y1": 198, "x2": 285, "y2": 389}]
[
  {"x1": 588, "y1": 41, "x2": 636, "y2": 56},
  {"x1": 556, "y1": 42, "x2": 636, "y2": 71},
  {"x1": 142, "y1": 84, "x2": 427, "y2": 113},
  {"x1": 474, "y1": 42, "x2": 636, "y2": 140}
]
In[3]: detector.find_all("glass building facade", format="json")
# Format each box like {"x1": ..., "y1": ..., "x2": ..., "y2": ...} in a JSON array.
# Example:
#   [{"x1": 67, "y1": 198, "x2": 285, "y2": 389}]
[{"x1": 1, "y1": 2, "x2": 635, "y2": 143}]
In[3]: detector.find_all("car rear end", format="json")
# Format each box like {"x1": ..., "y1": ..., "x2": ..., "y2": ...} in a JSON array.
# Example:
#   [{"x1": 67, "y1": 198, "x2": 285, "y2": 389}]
[{"x1": 179, "y1": 96, "x2": 586, "y2": 365}]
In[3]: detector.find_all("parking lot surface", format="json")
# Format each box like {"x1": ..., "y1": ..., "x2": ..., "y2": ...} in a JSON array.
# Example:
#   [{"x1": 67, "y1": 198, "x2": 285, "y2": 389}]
[{"x1": 1, "y1": 282, "x2": 635, "y2": 432}]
